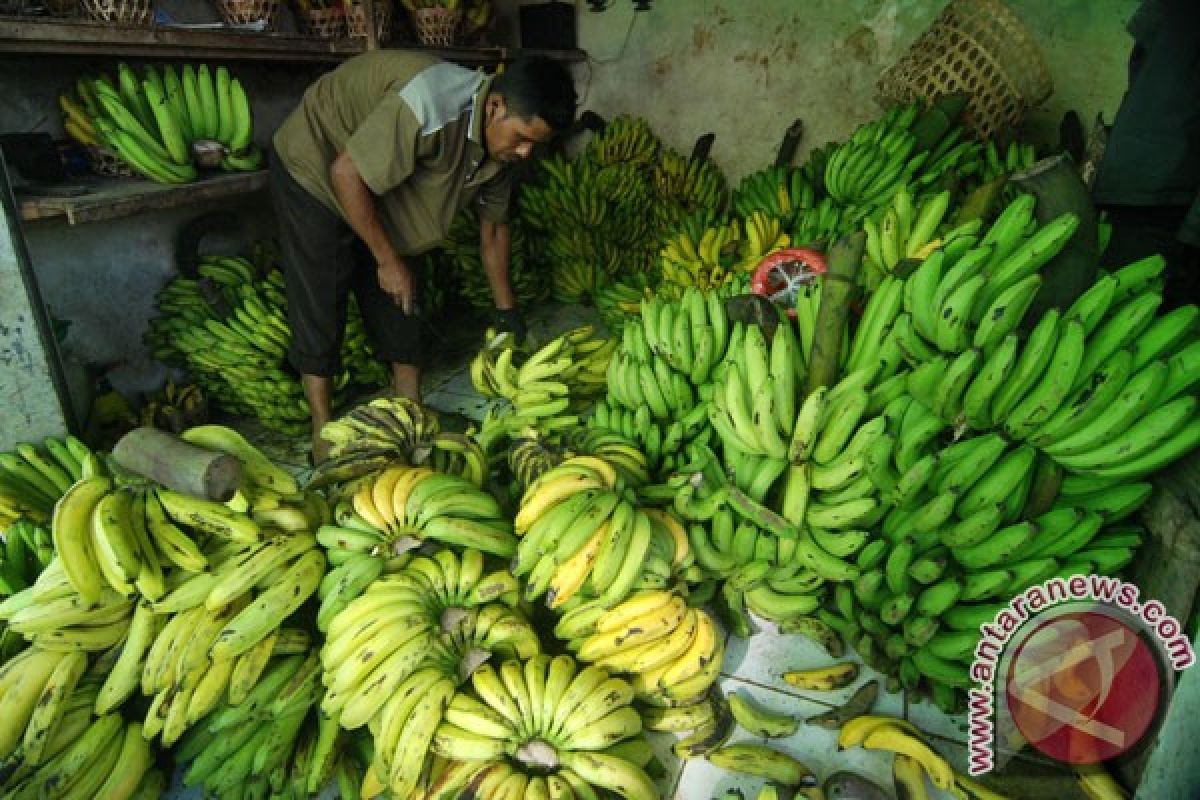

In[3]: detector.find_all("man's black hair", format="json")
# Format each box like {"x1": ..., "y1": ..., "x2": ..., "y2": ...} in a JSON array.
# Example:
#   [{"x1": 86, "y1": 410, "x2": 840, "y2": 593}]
[{"x1": 491, "y1": 56, "x2": 578, "y2": 133}]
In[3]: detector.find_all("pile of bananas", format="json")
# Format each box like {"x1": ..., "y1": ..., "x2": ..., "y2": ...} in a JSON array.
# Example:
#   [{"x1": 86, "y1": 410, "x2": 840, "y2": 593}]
[
  {"x1": 321, "y1": 549, "x2": 538, "y2": 796},
  {"x1": 0, "y1": 654, "x2": 159, "y2": 799},
  {"x1": 426, "y1": 654, "x2": 659, "y2": 800},
  {"x1": 147, "y1": 254, "x2": 389, "y2": 434},
  {"x1": 518, "y1": 115, "x2": 727, "y2": 303},
  {"x1": 439, "y1": 207, "x2": 549, "y2": 311},
  {"x1": 471, "y1": 326, "x2": 615, "y2": 440},
  {"x1": 822, "y1": 104, "x2": 922, "y2": 208},
  {"x1": 60, "y1": 62, "x2": 260, "y2": 184},
  {"x1": 732, "y1": 165, "x2": 817, "y2": 229},
  {"x1": 652, "y1": 147, "x2": 729, "y2": 232},
  {"x1": 657, "y1": 209, "x2": 789, "y2": 293},
  {"x1": 0, "y1": 435, "x2": 98, "y2": 527},
  {"x1": 137, "y1": 379, "x2": 207, "y2": 434},
  {"x1": 312, "y1": 396, "x2": 488, "y2": 491},
  {"x1": 979, "y1": 138, "x2": 1038, "y2": 185}
]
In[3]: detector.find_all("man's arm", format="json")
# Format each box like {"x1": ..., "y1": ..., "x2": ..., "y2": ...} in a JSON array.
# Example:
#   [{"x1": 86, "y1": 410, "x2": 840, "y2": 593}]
[
  {"x1": 330, "y1": 151, "x2": 414, "y2": 313},
  {"x1": 480, "y1": 217, "x2": 515, "y2": 310}
]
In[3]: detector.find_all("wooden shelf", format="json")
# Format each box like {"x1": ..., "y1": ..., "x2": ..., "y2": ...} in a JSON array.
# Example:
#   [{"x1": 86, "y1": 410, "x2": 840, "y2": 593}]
[
  {"x1": 0, "y1": 19, "x2": 586, "y2": 65},
  {"x1": 18, "y1": 169, "x2": 268, "y2": 225}
]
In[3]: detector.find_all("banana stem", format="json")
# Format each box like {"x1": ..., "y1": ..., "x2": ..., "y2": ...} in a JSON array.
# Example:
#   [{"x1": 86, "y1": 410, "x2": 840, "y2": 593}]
[{"x1": 805, "y1": 232, "x2": 864, "y2": 394}]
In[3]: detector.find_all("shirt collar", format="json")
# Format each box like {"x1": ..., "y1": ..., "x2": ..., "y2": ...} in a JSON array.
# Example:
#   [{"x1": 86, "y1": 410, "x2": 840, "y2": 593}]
[{"x1": 467, "y1": 71, "x2": 505, "y2": 185}]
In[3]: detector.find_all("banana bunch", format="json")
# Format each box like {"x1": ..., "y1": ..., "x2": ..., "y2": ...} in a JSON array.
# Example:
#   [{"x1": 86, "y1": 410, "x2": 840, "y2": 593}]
[
  {"x1": 0, "y1": 520, "x2": 54, "y2": 595},
  {"x1": 426, "y1": 655, "x2": 660, "y2": 800},
  {"x1": 137, "y1": 378, "x2": 207, "y2": 434},
  {"x1": 0, "y1": 435, "x2": 98, "y2": 528},
  {"x1": 732, "y1": 165, "x2": 815, "y2": 227},
  {"x1": 61, "y1": 62, "x2": 260, "y2": 184},
  {"x1": 653, "y1": 147, "x2": 729, "y2": 230},
  {"x1": 588, "y1": 398, "x2": 714, "y2": 475},
  {"x1": 177, "y1": 650, "x2": 325, "y2": 797},
  {"x1": 587, "y1": 114, "x2": 660, "y2": 167},
  {"x1": 314, "y1": 396, "x2": 488, "y2": 491},
  {"x1": 512, "y1": 456, "x2": 683, "y2": 610},
  {"x1": 555, "y1": 589, "x2": 725, "y2": 709},
  {"x1": 979, "y1": 138, "x2": 1038, "y2": 185},
  {"x1": 685, "y1": 508, "x2": 833, "y2": 626},
  {"x1": 334, "y1": 465, "x2": 516, "y2": 559},
  {"x1": 657, "y1": 212, "x2": 742, "y2": 291},
  {"x1": 789, "y1": 196, "x2": 853, "y2": 249},
  {"x1": 507, "y1": 429, "x2": 567, "y2": 493},
  {"x1": 822, "y1": 104, "x2": 921, "y2": 208},
  {"x1": 121, "y1": 533, "x2": 323, "y2": 745},
  {"x1": 861, "y1": 188, "x2": 955, "y2": 283},
  {"x1": 897, "y1": 196, "x2": 1081, "y2": 360},
  {"x1": 709, "y1": 319, "x2": 806, "y2": 463},
  {"x1": 148, "y1": 256, "x2": 389, "y2": 433},
  {"x1": 323, "y1": 583, "x2": 537, "y2": 796},
  {"x1": 562, "y1": 427, "x2": 653, "y2": 490},
  {"x1": 471, "y1": 326, "x2": 616, "y2": 436},
  {"x1": 0, "y1": 690, "x2": 157, "y2": 800},
  {"x1": 519, "y1": 121, "x2": 726, "y2": 296},
  {"x1": 440, "y1": 208, "x2": 549, "y2": 311},
  {"x1": 593, "y1": 273, "x2": 651, "y2": 332}
]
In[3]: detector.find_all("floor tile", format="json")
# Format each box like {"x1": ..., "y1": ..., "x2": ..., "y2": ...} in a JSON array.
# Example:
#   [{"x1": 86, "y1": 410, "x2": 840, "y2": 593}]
[
  {"x1": 425, "y1": 389, "x2": 499, "y2": 422},
  {"x1": 643, "y1": 730, "x2": 687, "y2": 798},
  {"x1": 674, "y1": 675, "x2": 898, "y2": 799},
  {"x1": 906, "y1": 692, "x2": 971, "y2": 744},
  {"x1": 721, "y1": 615, "x2": 905, "y2": 719}
]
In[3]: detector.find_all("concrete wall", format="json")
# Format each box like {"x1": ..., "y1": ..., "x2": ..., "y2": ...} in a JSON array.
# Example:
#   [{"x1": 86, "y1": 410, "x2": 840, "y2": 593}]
[{"x1": 574, "y1": 0, "x2": 1139, "y2": 181}]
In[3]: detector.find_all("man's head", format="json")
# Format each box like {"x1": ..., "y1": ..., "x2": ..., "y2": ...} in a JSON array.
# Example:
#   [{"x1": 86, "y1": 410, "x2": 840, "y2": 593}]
[{"x1": 483, "y1": 56, "x2": 577, "y2": 162}]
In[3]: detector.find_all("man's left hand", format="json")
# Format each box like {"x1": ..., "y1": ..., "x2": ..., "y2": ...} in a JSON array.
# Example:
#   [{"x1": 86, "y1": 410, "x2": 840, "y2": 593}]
[{"x1": 494, "y1": 307, "x2": 526, "y2": 343}]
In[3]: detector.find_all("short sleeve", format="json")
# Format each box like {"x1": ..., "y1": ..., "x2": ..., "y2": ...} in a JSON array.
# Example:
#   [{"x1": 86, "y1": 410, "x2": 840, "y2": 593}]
[
  {"x1": 477, "y1": 169, "x2": 513, "y2": 223},
  {"x1": 344, "y1": 92, "x2": 422, "y2": 196}
]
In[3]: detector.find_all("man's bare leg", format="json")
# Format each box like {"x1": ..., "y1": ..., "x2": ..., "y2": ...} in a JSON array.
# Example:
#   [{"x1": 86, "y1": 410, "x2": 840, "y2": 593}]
[
  {"x1": 392, "y1": 363, "x2": 420, "y2": 404},
  {"x1": 302, "y1": 374, "x2": 334, "y2": 463}
]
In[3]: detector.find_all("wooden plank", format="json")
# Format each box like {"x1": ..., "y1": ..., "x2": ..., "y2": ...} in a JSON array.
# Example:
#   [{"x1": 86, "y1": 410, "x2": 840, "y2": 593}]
[
  {"x1": 18, "y1": 170, "x2": 268, "y2": 225},
  {"x1": 0, "y1": 19, "x2": 586, "y2": 64}
]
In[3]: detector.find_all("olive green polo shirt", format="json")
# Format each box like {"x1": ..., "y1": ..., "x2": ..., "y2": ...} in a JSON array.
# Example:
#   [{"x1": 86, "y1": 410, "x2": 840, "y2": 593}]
[{"x1": 273, "y1": 50, "x2": 511, "y2": 256}]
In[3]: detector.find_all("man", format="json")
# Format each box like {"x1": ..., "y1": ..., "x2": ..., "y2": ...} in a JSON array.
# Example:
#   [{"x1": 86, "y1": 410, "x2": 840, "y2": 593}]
[
  {"x1": 270, "y1": 52, "x2": 577, "y2": 461},
  {"x1": 1092, "y1": 0, "x2": 1200, "y2": 309}
]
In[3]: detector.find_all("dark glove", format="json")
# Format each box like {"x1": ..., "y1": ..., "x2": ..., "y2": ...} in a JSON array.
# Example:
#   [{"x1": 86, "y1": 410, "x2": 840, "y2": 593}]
[{"x1": 494, "y1": 307, "x2": 526, "y2": 343}]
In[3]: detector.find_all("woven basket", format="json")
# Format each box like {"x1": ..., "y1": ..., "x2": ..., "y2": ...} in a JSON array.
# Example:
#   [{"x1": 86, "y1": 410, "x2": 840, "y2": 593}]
[
  {"x1": 215, "y1": 0, "x2": 280, "y2": 29},
  {"x1": 877, "y1": 0, "x2": 1052, "y2": 140},
  {"x1": 86, "y1": 146, "x2": 136, "y2": 179},
  {"x1": 346, "y1": 1, "x2": 392, "y2": 41},
  {"x1": 80, "y1": 0, "x2": 152, "y2": 24},
  {"x1": 413, "y1": 7, "x2": 461, "y2": 47},
  {"x1": 300, "y1": 6, "x2": 345, "y2": 39}
]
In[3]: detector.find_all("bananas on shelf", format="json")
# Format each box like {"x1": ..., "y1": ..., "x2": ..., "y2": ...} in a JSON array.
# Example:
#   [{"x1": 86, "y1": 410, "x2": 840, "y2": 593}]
[
  {"x1": 313, "y1": 396, "x2": 489, "y2": 491},
  {"x1": 439, "y1": 207, "x2": 550, "y2": 311},
  {"x1": 427, "y1": 655, "x2": 659, "y2": 800},
  {"x1": 0, "y1": 435, "x2": 98, "y2": 528},
  {"x1": 147, "y1": 254, "x2": 389, "y2": 434},
  {"x1": 60, "y1": 62, "x2": 261, "y2": 184}
]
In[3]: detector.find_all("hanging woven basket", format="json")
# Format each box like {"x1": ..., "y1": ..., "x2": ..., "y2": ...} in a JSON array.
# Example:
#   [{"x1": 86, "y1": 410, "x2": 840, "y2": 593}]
[
  {"x1": 215, "y1": 0, "x2": 281, "y2": 29},
  {"x1": 412, "y1": 6, "x2": 462, "y2": 47},
  {"x1": 300, "y1": 5, "x2": 346, "y2": 39},
  {"x1": 346, "y1": 1, "x2": 393, "y2": 42},
  {"x1": 80, "y1": 0, "x2": 152, "y2": 25}
]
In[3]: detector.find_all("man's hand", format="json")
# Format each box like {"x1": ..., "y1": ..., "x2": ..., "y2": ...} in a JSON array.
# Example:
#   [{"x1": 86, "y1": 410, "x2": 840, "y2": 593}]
[
  {"x1": 378, "y1": 259, "x2": 415, "y2": 314},
  {"x1": 494, "y1": 307, "x2": 526, "y2": 343}
]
